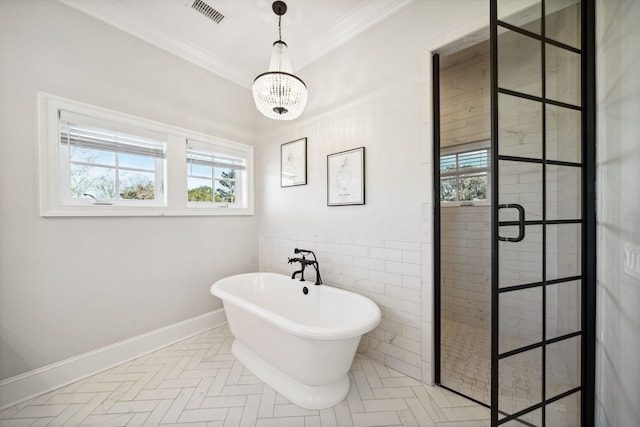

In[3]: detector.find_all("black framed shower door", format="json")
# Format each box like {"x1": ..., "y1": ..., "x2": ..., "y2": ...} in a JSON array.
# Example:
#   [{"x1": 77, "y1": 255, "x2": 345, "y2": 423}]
[
  {"x1": 433, "y1": 1, "x2": 596, "y2": 426},
  {"x1": 489, "y1": 0, "x2": 596, "y2": 425}
]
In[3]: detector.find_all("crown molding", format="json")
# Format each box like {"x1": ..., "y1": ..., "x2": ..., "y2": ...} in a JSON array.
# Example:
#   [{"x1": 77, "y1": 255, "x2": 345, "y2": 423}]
[
  {"x1": 295, "y1": 0, "x2": 414, "y2": 70},
  {"x1": 58, "y1": 0, "x2": 254, "y2": 89},
  {"x1": 57, "y1": 0, "x2": 414, "y2": 89}
]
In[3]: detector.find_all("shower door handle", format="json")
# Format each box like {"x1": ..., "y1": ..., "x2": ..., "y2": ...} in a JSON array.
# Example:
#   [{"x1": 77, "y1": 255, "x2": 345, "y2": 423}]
[{"x1": 497, "y1": 204, "x2": 525, "y2": 242}]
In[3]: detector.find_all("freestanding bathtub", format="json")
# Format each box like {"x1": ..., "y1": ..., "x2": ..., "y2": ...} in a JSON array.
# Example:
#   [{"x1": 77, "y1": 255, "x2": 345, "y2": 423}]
[{"x1": 210, "y1": 272, "x2": 381, "y2": 409}]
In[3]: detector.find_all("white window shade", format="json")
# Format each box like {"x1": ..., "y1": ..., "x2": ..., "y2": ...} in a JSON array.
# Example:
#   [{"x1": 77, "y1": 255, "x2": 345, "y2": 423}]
[
  {"x1": 59, "y1": 110, "x2": 166, "y2": 141},
  {"x1": 186, "y1": 139, "x2": 246, "y2": 171},
  {"x1": 59, "y1": 110, "x2": 166, "y2": 158},
  {"x1": 60, "y1": 123, "x2": 166, "y2": 159}
]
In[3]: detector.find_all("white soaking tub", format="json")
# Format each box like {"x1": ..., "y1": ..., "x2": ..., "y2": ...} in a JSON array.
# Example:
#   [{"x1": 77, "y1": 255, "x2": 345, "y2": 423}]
[{"x1": 210, "y1": 272, "x2": 381, "y2": 409}]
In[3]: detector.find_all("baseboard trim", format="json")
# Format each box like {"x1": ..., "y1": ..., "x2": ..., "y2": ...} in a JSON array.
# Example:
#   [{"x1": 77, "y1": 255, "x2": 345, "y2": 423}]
[{"x1": 0, "y1": 309, "x2": 226, "y2": 410}]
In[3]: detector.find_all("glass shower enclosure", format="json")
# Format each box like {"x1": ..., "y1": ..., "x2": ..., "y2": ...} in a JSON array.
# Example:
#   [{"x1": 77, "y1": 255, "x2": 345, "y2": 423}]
[{"x1": 435, "y1": 1, "x2": 595, "y2": 425}]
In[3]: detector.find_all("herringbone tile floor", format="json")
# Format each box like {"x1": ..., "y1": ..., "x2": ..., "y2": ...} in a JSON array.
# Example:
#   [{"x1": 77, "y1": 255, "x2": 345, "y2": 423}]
[{"x1": 0, "y1": 324, "x2": 490, "y2": 427}]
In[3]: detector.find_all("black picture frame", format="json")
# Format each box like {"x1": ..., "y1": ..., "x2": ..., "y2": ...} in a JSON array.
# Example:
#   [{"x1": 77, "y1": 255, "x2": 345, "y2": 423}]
[
  {"x1": 327, "y1": 147, "x2": 365, "y2": 206},
  {"x1": 280, "y1": 138, "x2": 307, "y2": 187}
]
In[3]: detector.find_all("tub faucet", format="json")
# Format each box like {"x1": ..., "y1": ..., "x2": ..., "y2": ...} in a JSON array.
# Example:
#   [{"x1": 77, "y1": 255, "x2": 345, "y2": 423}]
[
  {"x1": 288, "y1": 248, "x2": 323, "y2": 285},
  {"x1": 288, "y1": 255, "x2": 307, "y2": 281}
]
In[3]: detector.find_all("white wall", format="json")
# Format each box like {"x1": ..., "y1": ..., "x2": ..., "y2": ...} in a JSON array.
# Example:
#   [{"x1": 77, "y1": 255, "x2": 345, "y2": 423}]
[
  {"x1": 595, "y1": 0, "x2": 640, "y2": 425},
  {"x1": 0, "y1": 1, "x2": 259, "y2": 380}
]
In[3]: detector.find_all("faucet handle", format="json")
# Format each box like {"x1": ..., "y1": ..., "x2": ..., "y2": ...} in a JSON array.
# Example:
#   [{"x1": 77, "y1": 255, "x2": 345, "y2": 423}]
[{"x1": 295, "y1": 248, "x2": 317, "y2": 261}]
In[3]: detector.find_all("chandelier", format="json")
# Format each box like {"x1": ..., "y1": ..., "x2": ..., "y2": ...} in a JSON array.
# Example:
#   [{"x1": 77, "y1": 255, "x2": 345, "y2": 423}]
[{"x1": 252, "y1": 1, "x2": 308, "y2": 120}]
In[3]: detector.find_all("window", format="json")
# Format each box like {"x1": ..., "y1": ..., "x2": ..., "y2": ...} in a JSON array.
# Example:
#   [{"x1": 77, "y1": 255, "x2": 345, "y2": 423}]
[
  {"x1": 186, "y1": 140, "x2": 247, "y2": 207},
  {"x1": 39, "y1": 93, "x2": 254, "y2": 216},
  {"x1": 59, "y1": 111, "x2": 166, "y2": 205},
  {"x1": 440, "y1": 144, "x2": 490, "y2": 204}
]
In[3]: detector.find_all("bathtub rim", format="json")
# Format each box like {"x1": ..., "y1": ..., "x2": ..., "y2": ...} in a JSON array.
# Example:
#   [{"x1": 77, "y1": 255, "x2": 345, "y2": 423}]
[{"x1": 210, "y1": 272, "x2": 381, "y2": 341}]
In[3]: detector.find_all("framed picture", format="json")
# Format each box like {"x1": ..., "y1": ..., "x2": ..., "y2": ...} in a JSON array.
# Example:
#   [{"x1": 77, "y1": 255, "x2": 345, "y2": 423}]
[
  {"x1": 327, "y1": 147, "x2": 365, "y2": 206},
  {"x1": 281, "y1": 138, "x2": 307, "y2": 187}
]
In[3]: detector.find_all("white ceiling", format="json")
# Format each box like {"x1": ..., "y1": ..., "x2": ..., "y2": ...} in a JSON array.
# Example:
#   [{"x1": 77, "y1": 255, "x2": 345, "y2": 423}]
[{"x1": 58, "y1": 0, "x2": 414, "y2": 89}]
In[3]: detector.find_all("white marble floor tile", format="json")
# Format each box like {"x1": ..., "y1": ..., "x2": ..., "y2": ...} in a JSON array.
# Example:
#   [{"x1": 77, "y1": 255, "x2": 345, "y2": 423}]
[{"x1": 0, "y1": 324, "x2": 490, "y2": 427}]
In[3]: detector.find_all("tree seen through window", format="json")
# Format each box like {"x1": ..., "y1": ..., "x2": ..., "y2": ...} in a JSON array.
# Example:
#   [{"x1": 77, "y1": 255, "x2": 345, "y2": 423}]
[{"x1": 440, "y1": 149, "x2": 489, "y2": 202}]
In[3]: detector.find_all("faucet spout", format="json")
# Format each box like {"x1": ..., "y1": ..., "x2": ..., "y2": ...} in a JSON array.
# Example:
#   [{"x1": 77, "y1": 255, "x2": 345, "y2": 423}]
[{"x1": 288, "y1": 256, "x2": 306, "y2": 281}]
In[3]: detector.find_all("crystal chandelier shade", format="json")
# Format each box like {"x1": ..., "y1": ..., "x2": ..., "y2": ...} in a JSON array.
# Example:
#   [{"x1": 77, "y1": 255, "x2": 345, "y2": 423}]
[{"x1": 252, "y1": 2, "x2": 307, "y2": 121}]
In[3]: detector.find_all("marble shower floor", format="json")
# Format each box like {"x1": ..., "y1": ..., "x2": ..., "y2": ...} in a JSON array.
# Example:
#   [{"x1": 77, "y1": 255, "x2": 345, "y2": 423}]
[{"x1": 440, "y1": 319, "x2": 580, "y2": 426}]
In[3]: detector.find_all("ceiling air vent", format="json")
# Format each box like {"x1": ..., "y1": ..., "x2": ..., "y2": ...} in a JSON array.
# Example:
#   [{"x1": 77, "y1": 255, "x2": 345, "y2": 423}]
[{"x1": 191, "y1": 0, "x2": 224, "y2": 24}]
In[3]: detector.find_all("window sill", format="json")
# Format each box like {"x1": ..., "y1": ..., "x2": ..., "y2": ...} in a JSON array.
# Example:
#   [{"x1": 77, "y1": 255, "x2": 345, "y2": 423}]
[
  {"x1": 41, "y1": 205, "x2": 254, "y2": 217},
  {"x1": 441, "y1": 201, "x2": 491, "y2": 208}
]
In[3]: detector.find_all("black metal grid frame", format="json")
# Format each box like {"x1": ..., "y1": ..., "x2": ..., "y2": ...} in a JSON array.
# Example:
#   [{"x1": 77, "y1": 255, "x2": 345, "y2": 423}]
[
  {"x1": 489, "y1": 1, "x2": 596, "y2": 426},
  {"x1": 433, "y1": 53, "x2": 442, "y2": 386}
]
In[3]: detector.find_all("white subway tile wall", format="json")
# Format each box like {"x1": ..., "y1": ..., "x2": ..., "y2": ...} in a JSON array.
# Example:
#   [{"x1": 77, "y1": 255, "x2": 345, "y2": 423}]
[
  {"x1": 439, "y1": 40, "x2": 490, "y2": 148},
  {"x1": 440, "y1": 206, "x2": 491, "y2": 329},
  {"x1": 259, "y1": 233, "x2": 426, "y2": 382}
]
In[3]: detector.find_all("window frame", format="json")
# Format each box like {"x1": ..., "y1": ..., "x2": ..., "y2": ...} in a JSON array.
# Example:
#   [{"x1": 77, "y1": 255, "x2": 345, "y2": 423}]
[
  {"x1": 58, "y1": 117, "x2": 167, "y2": 207},
  {"x1": 439, "y1": 141, "x2": 491, "y2": 207},
  {"x1": 39, "y1": 93, "x2": 254, "y2": 217},
  {"x1": 185, "y1": 139, "x2": 248, "y2": 209}
]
